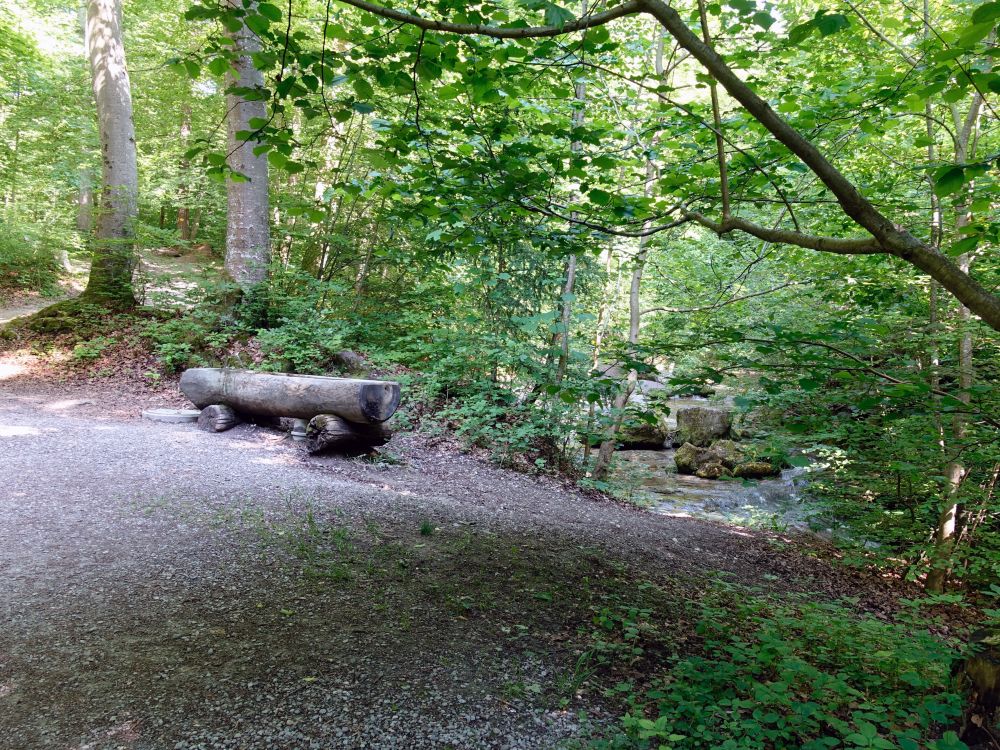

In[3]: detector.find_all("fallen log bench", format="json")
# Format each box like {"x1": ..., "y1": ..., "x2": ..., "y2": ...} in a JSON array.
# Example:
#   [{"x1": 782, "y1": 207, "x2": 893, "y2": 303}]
[{"x1": 179, "y1": 368, "x2": 399, "y2": 454}]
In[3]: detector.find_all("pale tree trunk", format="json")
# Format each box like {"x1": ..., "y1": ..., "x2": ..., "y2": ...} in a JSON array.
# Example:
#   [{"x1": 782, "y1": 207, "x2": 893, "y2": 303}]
[
  {"x1": 583, "y1": 247, "x2": 616, "y2": 464},
  {"x1": 83, "y1": 0, "x2": 138, "y2": 307},
  {"x1": 189, "y1": 208, "x2": 202, "y2": 243},
  {"x1": 177, "y1": 103, "x2": 192, "y2": 241},
  {"x1": 76, "y1": 167, "x2": 94, "y2": 234},
  {"x1": 555, "y1": 0, "x2": 589, "y2": 385},
  {"x1": 224, "y1": 0, "x2": 270, "y2": 288},
  {"x1": 592, "y1": 29, "x2": 670, "y2": 480},
  {"x1": 592, "y1": 237, "x2": 647, "y2": 480},
  {"x1": 926, "y1": 91, "x2": 982, "y2": 593}
]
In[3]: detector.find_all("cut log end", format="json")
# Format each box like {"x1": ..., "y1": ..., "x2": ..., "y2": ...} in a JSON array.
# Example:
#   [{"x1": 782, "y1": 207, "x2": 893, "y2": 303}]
[
  {"x1": 360, "y1": 381, "x2": 402, "y2": 423},
  {"x1": 197, "y1": 404, "x2": 241, "y2": 432},
  {"x1": 305, "y1": 414, "x2": 390, "y2": 456}
]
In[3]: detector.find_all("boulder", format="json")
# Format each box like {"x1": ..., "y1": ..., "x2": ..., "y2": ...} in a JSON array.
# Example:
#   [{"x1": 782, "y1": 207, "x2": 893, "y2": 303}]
[
  {"x1": 675, "y1": 442, "x2": 723, "y2": 475},
  {"x1": 619, "y1": 420, "x2": 669, "y2": 450},
  {"x1": 709, "y1": 439, "x2": 743, "y2": 469},
  {"x1": 330, "y1": 349, "x2": 367, "y2": 374},
  {"x1": 695, "y1": 462, "x2": 729, "y2": 479},
  {"x1": 732, "y1": 460, "x2": 781, "y2": 479},
  {"x1": 637, "y1": 379, "x2": 666, "y2": 394},
  {"x1": 675, "y1": 406, "x2": 731, "y2": 447}
]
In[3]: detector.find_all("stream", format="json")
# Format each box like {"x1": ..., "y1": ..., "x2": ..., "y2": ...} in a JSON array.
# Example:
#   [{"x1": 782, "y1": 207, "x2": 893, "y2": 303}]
[{"x1": 613, "y1": 395, "x2": 820, "y2": 530}]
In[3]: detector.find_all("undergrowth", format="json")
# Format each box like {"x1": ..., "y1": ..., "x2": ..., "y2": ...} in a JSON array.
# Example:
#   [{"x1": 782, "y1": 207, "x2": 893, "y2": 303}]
[{"x1": 586, "y1": 582, "x2": 969, "y2": 750}]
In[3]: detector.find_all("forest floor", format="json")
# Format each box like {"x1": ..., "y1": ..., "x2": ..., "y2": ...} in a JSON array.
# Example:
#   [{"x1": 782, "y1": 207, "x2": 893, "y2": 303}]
[
  {"x1": 0, "y1": 346, "x2": 928, "y2": 750},
  {"x1": 0, "y1": 243, "x2": 219, "y2": 327}
]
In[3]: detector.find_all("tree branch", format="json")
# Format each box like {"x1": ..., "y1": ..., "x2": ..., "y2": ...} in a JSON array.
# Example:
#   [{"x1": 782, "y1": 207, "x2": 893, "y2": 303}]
[
  {"x1": 685, "y1": 212, "x2": 882, "y2": 254},
  {"x1": 642, "y1": 280, "x2": 804, "y2": 315},
  {"x1": 331, "y1": 0, "x2": 1000, "y2": 331},
  {"x1": 334, "y1": 0, "x2": 643, "y2": 38},
  {"x1": 519, "y1": 199, "x2": 691, "y2": 237}
]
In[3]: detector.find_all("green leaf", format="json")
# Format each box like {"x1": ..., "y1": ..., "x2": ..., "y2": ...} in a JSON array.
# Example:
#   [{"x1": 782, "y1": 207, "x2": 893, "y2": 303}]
[
  {"x1": 207, "y1": 57, "x2": 230, "y2": 76},
  {"x1": 949, "y1": 235, "x2": 978, "y2": 256},
  {"x1": 244, "y1": 13, "x2": 270, "y2": 35},
  {"x1": 752, "y1": 10, "x2": 775, "y2": 29},
  {"x1": 543, "y1": 3, "x2": 575, "y2": 27},
  {"x1": 221, "y1": 14, "x2": 244, "y2": 33},
  {"x1": 353, "y1": 77, "x2": 374, "y2": 100},
  {"x1": 183, "y1": 60, "x2": 201, "y2": 78},
  {"x1": 788, "y1": 20, "x2": 815, "y2": 44},
  {"x1": 276, "y1": 75, "x2": 296, "y2": 97},
  {"x1": 971, "y1": 1, "x2": 1000, "y2": 25},
  {"x1": 933, "y1": 165, "x2": 965, "y2": 197},
  {"x1": 257, "y1": 3, "x2": 282, "y2": 22},
  {"x1": 958, "y1": 22, "x2": 994, "y2": 48},
  {"x1": 814, "y1": 12, "x2": 850, "y2": 36}
]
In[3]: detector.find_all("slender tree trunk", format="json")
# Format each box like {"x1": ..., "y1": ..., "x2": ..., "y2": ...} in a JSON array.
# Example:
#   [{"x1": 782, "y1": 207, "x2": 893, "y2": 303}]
[
  {"x1": 189, "y1": 208, "x2": 202, "y2": 243},
  {"x1": 82, "y1": 0, "x2": 138, "y2": 307},
  {"x1": 583, "y1": 248, "x2": 616, "y2": 464},
  {"x1": 555, "y1": 0, "x2": 589, "y2": 385},
  {"x1": 177, "y1": 104, "x2": 192, "y2": 241},
  {"x1": 76, "y1": 167, "x2": 94, "y2": 234},
  {"x1": 592, "y1": 242, "x2": 646, "y2": 480},
  {"x1": 592, "y1": 29, "x2": 666, "y2": 479},
  {"x1": 927, "y1": 90, "x2": 982, "y2": 592},
  {"x1": 224, "y1": 0, "x2": 269, "y2": 288}
]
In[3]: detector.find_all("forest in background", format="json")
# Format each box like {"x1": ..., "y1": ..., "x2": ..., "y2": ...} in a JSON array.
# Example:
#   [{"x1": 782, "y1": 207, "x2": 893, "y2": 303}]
[{"x1": 2, "y1": 0, "x2": 1000, "y2": 746}]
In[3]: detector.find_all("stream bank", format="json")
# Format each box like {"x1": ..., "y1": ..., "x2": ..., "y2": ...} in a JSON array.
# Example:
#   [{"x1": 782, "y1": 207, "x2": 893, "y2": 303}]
[{"x1": 611, "y1": 395, "x2": 822, "y2": 530}]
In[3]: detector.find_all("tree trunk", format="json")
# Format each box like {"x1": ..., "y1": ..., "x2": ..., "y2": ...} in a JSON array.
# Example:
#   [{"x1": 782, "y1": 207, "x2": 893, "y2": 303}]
[
  {"x1": 76, "y1": 168, "x2": 94, "y2": 234},
  {"x1": 83, "y1": 0, "x2": 138, "y2": 307},
  {"x1": 224, "y1": 0, "x2": 270, "y2": 288},
  {"x1": 583, "y1": 248, "x2": 616, "y2": 464},
  {"x1": 555, "y1": 0, "x2": 589, "y2": 385},
  {"x1": 927, "y1": 91, "x2": 982, "y2": 593},
  {"x1": 177, "y1": 103, "x2": 192, "y2": 241},
  {"x1": 591, "y1": 245, "x2": 646, "y2": 480},
  {"x1": 189, "y1": 207, "x2": 202, "y2": 243},
  {"x1": 592, "y1": 30, "x2": 662, "y2": 480}
]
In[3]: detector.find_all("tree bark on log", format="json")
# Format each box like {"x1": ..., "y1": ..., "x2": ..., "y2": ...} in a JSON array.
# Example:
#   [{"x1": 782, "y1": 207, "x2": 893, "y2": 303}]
[
  {"x1": 179, "y1": 368, "x2": 400, "y2": 423},
  {"x1": 197, "y1": 404, "x2": 241, "y2": 432},
  {"x1": 305, "y1": 414, "x2": 390, "y2": 455}
]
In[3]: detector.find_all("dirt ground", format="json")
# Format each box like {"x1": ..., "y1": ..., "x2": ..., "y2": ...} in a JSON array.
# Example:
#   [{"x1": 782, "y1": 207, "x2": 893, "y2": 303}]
[{"x1": 0, "y1": 344, "x2": 922, "y2": 750}]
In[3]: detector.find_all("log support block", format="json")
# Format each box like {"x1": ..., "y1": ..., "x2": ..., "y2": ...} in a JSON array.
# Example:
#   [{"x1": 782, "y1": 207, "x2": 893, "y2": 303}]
[
  {"x1": 197, "y1": 404, "x2": 241, "y2": 432},
  {"x1": 306, "y1": 414, "x2": 390, "y2": 455}
]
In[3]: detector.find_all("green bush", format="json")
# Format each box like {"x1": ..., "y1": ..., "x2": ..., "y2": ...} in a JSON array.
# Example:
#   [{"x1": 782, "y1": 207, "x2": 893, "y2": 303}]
[
  {"x1": 0, "y1": 221, "x2": 62, "y2": 293},
  {"x1": 593, "y1": 586, "x2": 967, "y2": 750}
]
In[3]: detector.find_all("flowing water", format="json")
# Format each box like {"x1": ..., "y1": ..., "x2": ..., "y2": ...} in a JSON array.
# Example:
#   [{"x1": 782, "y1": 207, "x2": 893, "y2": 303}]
[{"x1": 615, "y1": 395, "x2": 821, "y2": 530}]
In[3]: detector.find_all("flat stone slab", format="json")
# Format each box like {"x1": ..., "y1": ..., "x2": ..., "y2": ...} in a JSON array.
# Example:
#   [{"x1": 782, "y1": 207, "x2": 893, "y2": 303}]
[{"x1": 142, "y1": 408, "x2": 201, "y2": 424}]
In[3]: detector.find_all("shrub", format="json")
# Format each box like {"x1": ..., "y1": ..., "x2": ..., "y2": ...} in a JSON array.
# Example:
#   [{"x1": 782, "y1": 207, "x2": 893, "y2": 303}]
[
  {"x1": 593, "y1": 586, "x2": 968, "y2": 750},
  {"x1": 0, "y1": 221, "x2": 62, "y2": 293}
]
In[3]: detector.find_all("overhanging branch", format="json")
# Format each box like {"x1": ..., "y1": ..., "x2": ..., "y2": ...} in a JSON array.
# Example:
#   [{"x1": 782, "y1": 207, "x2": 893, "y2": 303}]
[
  {"x1": 685, "y1": 212, "x2": 883, "y2": 254},
  {"x1": 335, "y1": 0, "x2": 643, "y2": 38}
]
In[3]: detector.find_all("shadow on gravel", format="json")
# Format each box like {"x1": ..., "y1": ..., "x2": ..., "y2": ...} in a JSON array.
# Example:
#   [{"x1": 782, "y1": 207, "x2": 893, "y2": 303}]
[{"x1": 1, "y1": 495, "x2": 701, "y2": 750}]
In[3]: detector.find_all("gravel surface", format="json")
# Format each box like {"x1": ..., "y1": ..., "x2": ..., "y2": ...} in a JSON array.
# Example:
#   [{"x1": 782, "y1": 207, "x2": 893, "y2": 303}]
[{"x1": 0, "y1": 369, "x2": 909, "y2": 749}]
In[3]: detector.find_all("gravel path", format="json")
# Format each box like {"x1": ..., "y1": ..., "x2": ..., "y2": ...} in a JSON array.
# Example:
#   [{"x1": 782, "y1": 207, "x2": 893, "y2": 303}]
[{"x1": 0, "y1": 376, "x2": 904, "y2": 749}]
